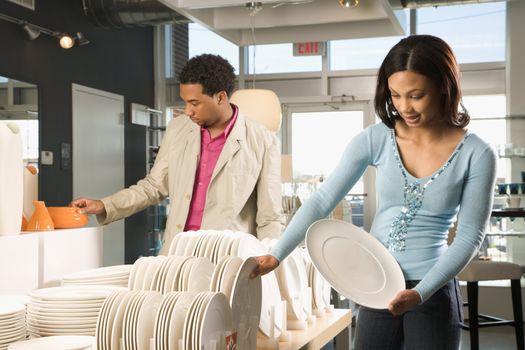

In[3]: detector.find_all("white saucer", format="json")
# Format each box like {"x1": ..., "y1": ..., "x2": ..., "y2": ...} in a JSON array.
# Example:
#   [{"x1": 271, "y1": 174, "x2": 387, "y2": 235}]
[{"x1": 306, "y1": 219, "x2": 405, "y2": 309}]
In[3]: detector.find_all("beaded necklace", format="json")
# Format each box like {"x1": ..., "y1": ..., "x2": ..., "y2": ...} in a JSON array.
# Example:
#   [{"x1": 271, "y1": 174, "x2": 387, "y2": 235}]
[{"x1": 387, "y1": 129, "x2": 468, "y2": 252}]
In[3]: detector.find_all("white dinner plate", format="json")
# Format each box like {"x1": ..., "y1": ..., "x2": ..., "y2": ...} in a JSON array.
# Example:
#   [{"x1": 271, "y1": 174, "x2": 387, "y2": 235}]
[
  {"x1": 109, "y1": 291, "x2": 136, "y2": 350},
  {"x1": 128, "y1": 257, "x2": 148, "y2": 290},
  {"x1": 278, "y1": 248, "x2": 308, "y2": 321},
  {"x1": 230, "y1": 257, "x2": 261, "y2": 350},
  {"x1": 29, "y1": 285, "x2": 126, "y2": 301},
  {"x1": 154, "y1": 293, "x2": 179, "y2": 350},
  {"x1": 187, "y1": 258, "x2": 214, "y2": 292},
  {"x1": 218, "y1": 257, "x2": 243, "y2": 300},
  {"x1": 182, "y1": 292, "x2": 207, "y2": 350},
  {"x1": 142, "y1": 256, "x2": 167, "y2": 291},
  {"x1": 234, "y1": 234, "x2": 283, "y2": 338},
  {"x1": 165, "y1": 257, "x2": 191, "y2": 293},
  {"x1": 193, "y1": 293, "x2": 213, "y2": 350},
  {"x1": 7, "y1": 335, "x2": 95, "y2": 350},
  {"x1": 62, "y1": 265, "x2": 132, "y2": 280},
  {"x1": 0, "y1": 302, "x2": 25, "y2": 317},
  {"x1": 305, "y1": 219, "x2": 405, "y2": 309},
  {"x1": 167, "y1": 292, "x2": 195, "y2": 350},
  {"x1": 133, "y1": 257, "x2": 154, "y2": 290},
  {"x1": 199, "y1": 293, "x2": 233, "y2": 350},
  {"x1": 135, "y1": 292, "x2": 163, "y2": 350}
]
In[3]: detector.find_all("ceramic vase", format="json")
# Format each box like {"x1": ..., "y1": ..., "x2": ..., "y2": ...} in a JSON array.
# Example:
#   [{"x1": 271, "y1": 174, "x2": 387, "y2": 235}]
[
  {"x1": 27, "y1": 201, "x2": 55, "y2": 231},
  {"x1": 23, "y1": 165, "x2": 38, "y2": 219},
  {"x1": 21, "y1": 215, "x2": 28, "y2": 231},
  {"x1": 0, "y1": 122, "x2": 23, "y2": 236}
]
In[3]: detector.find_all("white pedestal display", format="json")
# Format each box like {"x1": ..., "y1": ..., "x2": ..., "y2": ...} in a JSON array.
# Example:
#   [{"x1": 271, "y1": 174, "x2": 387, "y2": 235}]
[{"x1": 0, "y1": 227, "x2": 103, "y2": 294}]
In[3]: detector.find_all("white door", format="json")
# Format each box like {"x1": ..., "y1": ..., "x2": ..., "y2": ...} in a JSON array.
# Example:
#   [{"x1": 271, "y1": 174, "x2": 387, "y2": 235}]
[
  {"x1": 72, "y1": 84, "x2": 125, "y2": 266},
  {"x1": 282, "y1": 101, "x2": 376, "y2": 231}
]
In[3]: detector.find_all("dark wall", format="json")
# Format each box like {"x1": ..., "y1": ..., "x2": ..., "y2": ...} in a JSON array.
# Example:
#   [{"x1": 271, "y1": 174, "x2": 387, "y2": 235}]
[{"x1": 0, "y1": 0, "x2": 153, "y2": 263}]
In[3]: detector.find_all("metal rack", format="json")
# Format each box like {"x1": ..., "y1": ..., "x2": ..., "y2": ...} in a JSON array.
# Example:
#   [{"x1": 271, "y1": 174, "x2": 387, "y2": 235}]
[{"x1": 131, "y1": 103, "x2": 168, "y2": 256}]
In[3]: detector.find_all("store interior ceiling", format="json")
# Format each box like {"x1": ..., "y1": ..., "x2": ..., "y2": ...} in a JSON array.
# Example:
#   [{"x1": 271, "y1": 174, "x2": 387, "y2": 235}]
[{"x1": 157, "y1": 0, "x2": 408, "y2": 45}]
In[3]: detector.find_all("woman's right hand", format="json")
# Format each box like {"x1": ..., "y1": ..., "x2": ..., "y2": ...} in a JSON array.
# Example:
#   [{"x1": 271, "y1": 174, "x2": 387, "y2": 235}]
[
  {"x1": 250, "y1": 254, "x2": 280, "y2": 279},
  {"x1": 69, "y1": 197, "x2": 106, "y2": 215}
]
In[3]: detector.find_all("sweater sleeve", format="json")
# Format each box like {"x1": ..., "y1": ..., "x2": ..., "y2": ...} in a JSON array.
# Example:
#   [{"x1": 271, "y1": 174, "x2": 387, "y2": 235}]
[
  {"x1": 270, "y1": 128, "x2": 375, "y2": 262},
  {"x1": 413, "y1": 145, "x2": 497, "y2": 302}
]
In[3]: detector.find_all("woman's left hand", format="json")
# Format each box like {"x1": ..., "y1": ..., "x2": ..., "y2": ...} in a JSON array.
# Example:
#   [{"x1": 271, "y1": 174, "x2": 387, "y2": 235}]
[{"x1": 387, "y1": 289, "x2": 422, "y2": 316}]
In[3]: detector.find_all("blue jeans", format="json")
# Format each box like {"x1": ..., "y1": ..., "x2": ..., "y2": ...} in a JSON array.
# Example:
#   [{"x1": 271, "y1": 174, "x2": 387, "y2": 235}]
[{"x1": 354, "y1": 279, "x2": 463, "y2": 350}]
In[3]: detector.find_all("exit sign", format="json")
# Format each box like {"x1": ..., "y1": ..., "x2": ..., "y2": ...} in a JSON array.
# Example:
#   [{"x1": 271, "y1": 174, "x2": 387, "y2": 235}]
[{"x1": 293, "y1": 42, "x2": 326, "y2": 57}]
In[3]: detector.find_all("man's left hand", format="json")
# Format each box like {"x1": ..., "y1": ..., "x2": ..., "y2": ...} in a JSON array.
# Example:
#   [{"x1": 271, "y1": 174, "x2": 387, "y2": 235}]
[{"x1": 387, "y1": 289, "x2": 421, "y2": 316}]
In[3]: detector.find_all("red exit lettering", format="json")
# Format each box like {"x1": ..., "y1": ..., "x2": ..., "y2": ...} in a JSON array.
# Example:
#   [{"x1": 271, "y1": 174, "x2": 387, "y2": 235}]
[{"x1": 298, "y1": 42, "x2": 319, "y2": 54}]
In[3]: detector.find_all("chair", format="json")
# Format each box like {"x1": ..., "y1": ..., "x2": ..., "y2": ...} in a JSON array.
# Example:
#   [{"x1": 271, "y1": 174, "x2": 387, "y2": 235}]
[
  {"x1": 458, "y1": 259, "x2": 524, "y2": 350},
  {"x1": 230, "y1": 89, "x2": 282, "y2": 133}
]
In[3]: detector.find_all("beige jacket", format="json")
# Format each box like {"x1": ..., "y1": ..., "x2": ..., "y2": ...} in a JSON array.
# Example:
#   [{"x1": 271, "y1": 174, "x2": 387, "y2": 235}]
[{"x1": 99, "y1": 113, "x2": 284, "y2": 255}]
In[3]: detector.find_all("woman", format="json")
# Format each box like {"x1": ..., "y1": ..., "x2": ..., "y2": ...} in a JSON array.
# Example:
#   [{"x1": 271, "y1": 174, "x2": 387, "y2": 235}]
[{"x1": 250, "y1": 35, "x2": 497, "y2": 349}]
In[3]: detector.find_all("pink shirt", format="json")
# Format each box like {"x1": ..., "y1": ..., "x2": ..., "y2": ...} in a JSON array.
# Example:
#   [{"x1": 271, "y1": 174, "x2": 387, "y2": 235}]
[{"x1": 184, "y1": 105, "x2": 239, "y2": 231}]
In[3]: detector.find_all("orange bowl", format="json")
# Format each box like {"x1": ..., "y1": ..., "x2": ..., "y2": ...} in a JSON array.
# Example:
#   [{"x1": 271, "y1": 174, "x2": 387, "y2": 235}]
[{"x1": 47, "y1": 207, "x2": 89, "y2": 229}]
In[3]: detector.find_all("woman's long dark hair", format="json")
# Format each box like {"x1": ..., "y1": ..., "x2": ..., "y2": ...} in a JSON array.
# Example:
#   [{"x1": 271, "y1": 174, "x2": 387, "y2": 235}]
[{"x1": 375, "y1": 35, "x2": 469, "y2": 129}]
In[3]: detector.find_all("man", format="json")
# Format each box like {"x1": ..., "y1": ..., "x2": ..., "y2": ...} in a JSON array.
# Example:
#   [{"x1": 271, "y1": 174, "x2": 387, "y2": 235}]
[{"x1": 71, "y1": 54, "x2": 284, "y2": 255}]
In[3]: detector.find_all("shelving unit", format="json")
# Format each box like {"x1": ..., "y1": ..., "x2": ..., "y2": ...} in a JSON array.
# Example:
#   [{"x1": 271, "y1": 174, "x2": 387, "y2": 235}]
[
  {"x1": 130, "y1": 102, "x2": 169, "y2": 256},
  {"x1": 146, "y1": 110, "x2": 168, "y2": 256}
]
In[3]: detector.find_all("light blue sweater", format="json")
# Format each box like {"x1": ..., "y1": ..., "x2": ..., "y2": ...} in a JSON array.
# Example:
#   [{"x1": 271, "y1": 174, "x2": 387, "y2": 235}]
[{"x1": 271, "y1": 123, "x2": 497, "y2": 302}]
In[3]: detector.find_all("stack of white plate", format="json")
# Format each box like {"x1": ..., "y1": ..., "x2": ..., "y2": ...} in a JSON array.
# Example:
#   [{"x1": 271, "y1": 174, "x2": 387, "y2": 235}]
[
  {"x1": 152, "y1": 292, "x2": 196, "y2": 350},
  {"x1": 96, "y1": 291, "x2": 233, "y2": 350},
  {"x1": 95, "y1": 290, "x2": 163, "y2": 350},
  {"x1": 129, "y1": 256, "x2": 214, "y2": 294},
  {"x1": 121, "y1": 291, "x2": 163, "y2": 350},
  {"x1": 168, "y1": 230, "x2": 235, "y2": 264},
  {"x1": 62, "y1": 265, "x2": 132, "y2": 288},
  {"x1": 182, "y1": 292, "x2": 233, "y2": 350},
  {"x1": 261, "y1": 239, "x2": 310, "y2": 322},
  {"x1": 7, "y1": 335, "x2": 95, "y2": 350},
  {"x1": 27, "y1": 285, "x2": 127, "y2": 338},
  {"x1": 0, "y1": 302, "x2": 26, "y2": 350},
  {"x1": 168, "y1": 230, "x2": 283, "y2": 338}
]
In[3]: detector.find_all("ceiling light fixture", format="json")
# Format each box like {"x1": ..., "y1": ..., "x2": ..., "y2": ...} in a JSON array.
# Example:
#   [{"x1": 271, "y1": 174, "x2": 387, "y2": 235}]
[
  {"x1": 75, "y1": 32, "x2": 90, "y2": 46},
  {"x1": 59, "y1": 34, "x2": 75, "y2": 49},
  {"x1": 21, "y1": 23, "x2": 40, "y2": 40},
  {"x1": 0, "y1": 12, "x2": 89, "y2": 49},
  {"x1": 339, "y1": 0, "x2": 359, "y2": 8}
]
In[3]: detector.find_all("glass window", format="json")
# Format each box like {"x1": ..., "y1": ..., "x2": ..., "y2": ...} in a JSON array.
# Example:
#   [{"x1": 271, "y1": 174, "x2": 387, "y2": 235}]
[
  {"x1": 417, "y1": 2, "x2": 506, "y2": 63},
  {"x1": 330, "y1": 36, "x2": 404, "y2": 71},
  {"x1": 290, "y1": 110, "x2": 365, "y2": 226},
  {"x1": 247, "y1": 44, "x2": 322, "y2": 74},
  {"x1": 291, "y1": 110, "x2": 364, "y2": 192},
  {"x1": 188, "y1": 23, "x2": 240, "y2": 73},
  {"x1": 462, "y1": 95, "x2": 506, "y2": 180}
]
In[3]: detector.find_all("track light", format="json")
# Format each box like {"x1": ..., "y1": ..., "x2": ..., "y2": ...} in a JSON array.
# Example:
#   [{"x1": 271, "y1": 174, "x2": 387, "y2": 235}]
[
  {"x1": 0, "y1": 12, "x2": 90, "y2": 49},
  {"x1": 75, "y1": 32, "x2": 90, "y2": 46},
  {"x1": 22, "y1": 23, "x2": 40, "y2": 40},
  {"x1": 339, "y1": 0, "x2": 359, "y2": 8},
  {"x1": 59, "y1": 34, "x2": 74, "y2": 49}
]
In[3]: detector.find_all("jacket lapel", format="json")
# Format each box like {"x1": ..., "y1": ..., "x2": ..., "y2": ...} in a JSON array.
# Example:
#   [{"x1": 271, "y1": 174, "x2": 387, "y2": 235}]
[{"x1": 210, "y1": 113, "x2": 246, "y2": 184}]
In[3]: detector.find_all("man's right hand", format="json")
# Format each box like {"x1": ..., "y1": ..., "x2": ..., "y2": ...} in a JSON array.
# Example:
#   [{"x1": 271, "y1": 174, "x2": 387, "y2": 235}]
[{"x1": 70, "y1": 197, "x2": 106, "y2": 215}]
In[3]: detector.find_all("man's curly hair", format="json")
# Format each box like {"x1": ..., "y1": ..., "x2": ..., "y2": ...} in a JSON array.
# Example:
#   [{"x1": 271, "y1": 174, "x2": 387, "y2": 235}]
[{"x1": 179, "y1": 54, "x2": 235, "y2": 97}]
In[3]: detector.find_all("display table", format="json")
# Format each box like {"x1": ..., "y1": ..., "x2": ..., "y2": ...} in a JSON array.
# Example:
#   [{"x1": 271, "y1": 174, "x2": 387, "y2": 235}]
[
  {"x1": 0, "y1": 227, "x2": 103, "y2": 294},
  {"x1": 257, "y1": 308, "x2": 352, "y2": 350}
]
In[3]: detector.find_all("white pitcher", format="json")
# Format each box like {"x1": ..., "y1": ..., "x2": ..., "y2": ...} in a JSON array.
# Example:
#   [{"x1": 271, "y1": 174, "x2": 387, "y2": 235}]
[{"x1": 0, "y1": 122, "x2": 23, "y2": 236}]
